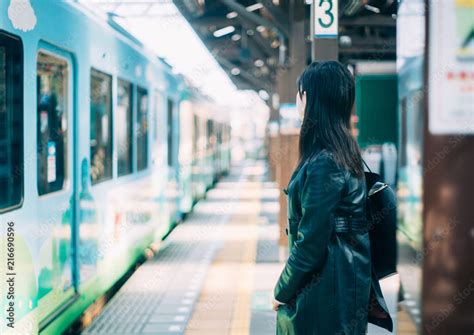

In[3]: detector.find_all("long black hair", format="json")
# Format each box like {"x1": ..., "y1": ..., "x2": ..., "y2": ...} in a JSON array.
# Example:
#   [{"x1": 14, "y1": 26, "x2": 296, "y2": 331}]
[{"x1": 296, "y1": 61, "x2": 363, "y2": 177}]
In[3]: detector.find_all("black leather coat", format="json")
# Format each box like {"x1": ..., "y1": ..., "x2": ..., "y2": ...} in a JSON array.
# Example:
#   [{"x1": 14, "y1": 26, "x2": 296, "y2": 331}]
[{"x1": 274, "y1": 151, "x2": 393, "y2": 335}]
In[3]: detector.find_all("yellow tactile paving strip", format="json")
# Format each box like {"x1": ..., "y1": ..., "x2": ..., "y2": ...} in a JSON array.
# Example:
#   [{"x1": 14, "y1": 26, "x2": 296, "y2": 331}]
[
  {"x1": 229, "y1": 209, "x2": 260, "y2": 335},
  {"x1": 186, "y1": 172, "x2": 262, "y2": 335},
  {"x1": 397, "y1": 306, "x2": 418, "y2": 335}
]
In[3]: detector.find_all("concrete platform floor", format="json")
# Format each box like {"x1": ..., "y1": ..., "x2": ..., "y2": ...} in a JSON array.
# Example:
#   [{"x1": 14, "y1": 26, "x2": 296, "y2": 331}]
[{"x1": 82, "y1": 159, "x2": 410, "y2": 335}]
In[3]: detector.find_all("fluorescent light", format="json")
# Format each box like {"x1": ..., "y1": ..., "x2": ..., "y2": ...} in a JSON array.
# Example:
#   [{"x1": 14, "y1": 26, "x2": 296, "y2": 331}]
[
  {"x1": 339, "y1": 35, "x2": 352, "y2": 48},
  {"x1": 231, "y1": 67, "x2": 241, "y2": 75},
  {"x1": 226, "y1": 11, "x2": 238, "y2": 19},
  {"x1": 231, "y1": 34, "x2": 241, "y2": 41},
  {"x1": 254, "y1": 59, "x2": 264, "y2": 67},
  {"x1": 259, "y1": 90, "x2": 270, "y2": 100},
  {"x1": 213, "y1": 25, "x2": 235, "y2": 38},
  {"x1": 364, "y1": 4, "x2": 380, "y2": 13},
  {"x1": 246, "y1": 3, "x2": 263, "y2": 11}
]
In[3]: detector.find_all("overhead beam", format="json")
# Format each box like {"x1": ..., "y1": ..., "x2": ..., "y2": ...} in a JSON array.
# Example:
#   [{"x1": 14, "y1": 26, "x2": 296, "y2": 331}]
[
  {"x1": 190, "y1": 15, "x2": 236, "y2": 26},
  {"x1": 212, "y1": 0, "x2": 285, "y2": 62},
  {"x1": 249, "y1": 30, "x2": 279, "y2": 58},
  {"x1": 342, "y1": 36, "x2": 397, "y2": 47},
  {"x1": 203, "y1": 33, "x2": 273, "y2": 62},
  {"x1": 215, "y1": 54, "x2": 273, "y2": 91},
  {"x1": 257, "y1": 0, "x2": 287, "y2": 23},
  {"x1": 193, "y1": 14, "x2": 279, "y2": 58},
  {"x1": 257, "y1": 0, "x2": 290, "y2": 37},
  {"x1": 173, "y1": 0, "x2": 280, "y2": 90},
  {"x1": 217, "y1": 0, "x2": 288, "y2": 40},
  {"x1": 172, "y1": 0, "x2": 205, "y2": 18},
  {"x1": 338, "y1": 48, "x2": 396, "y2": 55},
  {"x1": 340, "y1": 15, "x2": 396, "y2": 27}
]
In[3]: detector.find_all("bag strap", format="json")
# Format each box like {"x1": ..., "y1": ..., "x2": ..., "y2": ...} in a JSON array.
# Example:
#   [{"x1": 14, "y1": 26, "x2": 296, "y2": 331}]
[{"x1": 362, "y1": 159, "x2": 373, "y2": 173}]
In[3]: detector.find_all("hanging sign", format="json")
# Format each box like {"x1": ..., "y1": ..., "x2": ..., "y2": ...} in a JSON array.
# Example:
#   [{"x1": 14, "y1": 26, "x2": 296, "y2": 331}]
[
  {"x1": 428, "y1": 0, "x2": 474, "y2": 134},
  {"x1": 314, "y1": 0, "x2": 338, "y2": 38}
]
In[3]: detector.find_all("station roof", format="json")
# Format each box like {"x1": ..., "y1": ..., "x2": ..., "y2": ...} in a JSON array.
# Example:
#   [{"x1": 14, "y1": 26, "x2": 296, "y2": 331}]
[
  {"x1": 92, "y1": 0, "x2": 397, "y2": 93},
  {"x1": 172, "y1": 0, "x2": 397, "y2": 93}
]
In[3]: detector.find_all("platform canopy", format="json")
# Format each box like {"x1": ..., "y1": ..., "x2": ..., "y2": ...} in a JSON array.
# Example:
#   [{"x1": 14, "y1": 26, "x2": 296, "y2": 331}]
[{"x1": 91, "y1": 0, "x2": 397, "y2": 93}]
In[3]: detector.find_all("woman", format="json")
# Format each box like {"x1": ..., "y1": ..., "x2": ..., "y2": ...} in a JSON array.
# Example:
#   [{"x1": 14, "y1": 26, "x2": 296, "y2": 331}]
[{"x1": 272, "y1": 61, "x2": 393, "y2": 334}]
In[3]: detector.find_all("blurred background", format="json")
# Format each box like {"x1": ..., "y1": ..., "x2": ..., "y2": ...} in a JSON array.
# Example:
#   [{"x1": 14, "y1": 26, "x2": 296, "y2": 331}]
[{"x1": 0, "y1": 0, "x2": 472, "y2": 334}]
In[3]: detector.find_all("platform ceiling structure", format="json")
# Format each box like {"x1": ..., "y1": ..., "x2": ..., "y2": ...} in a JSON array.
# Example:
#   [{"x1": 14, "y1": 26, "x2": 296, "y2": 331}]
[
  {"x1": 173, "y1": 0, "x2": 397, "y2": 93},
  {"x1": 93, "y1": 0, "x2": 396, "y2": 95}
]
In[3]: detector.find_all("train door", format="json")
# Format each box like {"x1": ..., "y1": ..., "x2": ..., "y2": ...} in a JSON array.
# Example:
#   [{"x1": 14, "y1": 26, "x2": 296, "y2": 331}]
[
  {"x1": 216, "y1": 123, "x2": 222, "y2": 177},
  {"x1": 152, "y1": 90, "x2": 168, "y2": 235},
  {"x1": 0, "y1": 31, "x2": 33, "y2": 334},
  {"x1": 178, "y1": 100, "x2": 193, "y2": 214},
  {"x1": 152, "y1": 91, "x2": 164, "y2": 165},
  {"x1": 35, "y1": 46, "x2": 79, "y2": 326},
  {"x1": 167, "y1": 98, "x2": 174, "y2": 169},
  {"x1": 166, "y1": 98, "x2": 179, "y2": 223},
  {"x1": 206, "y1": 119, "x2": 215, "y2": 186}
]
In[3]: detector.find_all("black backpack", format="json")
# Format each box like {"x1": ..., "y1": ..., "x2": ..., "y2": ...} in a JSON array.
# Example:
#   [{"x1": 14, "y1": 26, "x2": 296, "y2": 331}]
[{"x1": 364, "y1": 162, "x2": 398, "y2": 279}]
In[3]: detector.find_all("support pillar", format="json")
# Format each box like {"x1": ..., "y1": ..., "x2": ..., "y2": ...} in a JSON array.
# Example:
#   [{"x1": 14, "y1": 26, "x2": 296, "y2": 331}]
[
  {"x1": 421, "y1": 1, "x2": 474, "y2": 332},
  {"x1": 274, "y1": 2, "x2": 307, "y2": 258},
  {"x1": 311, "y1": 0, "x2": 339, "y2": 61}
]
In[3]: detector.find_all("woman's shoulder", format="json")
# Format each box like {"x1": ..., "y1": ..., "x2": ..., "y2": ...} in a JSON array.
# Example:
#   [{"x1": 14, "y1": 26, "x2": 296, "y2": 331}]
[
  {"x1": 304, "y1": 150, "x2": 347, "y2": 185},
  {"x1": 306, "y1": 150, "x2": 340, "y2": 170},
  {"x1": 298, "y1": 150, "x2": 348, "y2": 198}
]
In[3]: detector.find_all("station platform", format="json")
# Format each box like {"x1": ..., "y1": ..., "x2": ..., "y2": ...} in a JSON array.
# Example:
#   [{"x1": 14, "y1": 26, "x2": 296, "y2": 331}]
[{"x1": 81, "y1": 159, "x2": 402, "y2": 335}]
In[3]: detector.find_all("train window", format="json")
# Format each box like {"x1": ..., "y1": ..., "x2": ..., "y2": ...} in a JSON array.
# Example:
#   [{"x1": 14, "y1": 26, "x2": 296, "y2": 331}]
[
  {"x1": 136, "y1": 86, "x2": 148, "y2": 171},
  {"x1": 90, "y1": 69, "x2": 113, "y2": 184},
  {"x1": 37, "y1": 52, "x2": 69, "y2": 195},
  {"x1": 152, "y1": 92, "x2": 161, "y2": 142},
  {"x1": 207, "y1": 119, "x2": 214, "y2": 148},
  {"x1": 193, "y1": 114, "x2": 199, "y2": 153},
  {"x1": 117, "y1": 79, "x2": 133, "y2": 176},
  {"x1": 217, "y1": 123, "x2": 222, "y2": 145},
  {"x1": 167, "y1": 98, "x2": 174, "y2": 167},
  {"x1": 0, "y1": 33, "x2": 23, "y2": 212}
]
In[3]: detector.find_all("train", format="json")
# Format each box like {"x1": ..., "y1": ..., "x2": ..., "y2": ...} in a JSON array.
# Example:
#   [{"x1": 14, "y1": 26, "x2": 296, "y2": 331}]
[{"x1": 0, "y1": 1, "x2": 231, "y2": 334}]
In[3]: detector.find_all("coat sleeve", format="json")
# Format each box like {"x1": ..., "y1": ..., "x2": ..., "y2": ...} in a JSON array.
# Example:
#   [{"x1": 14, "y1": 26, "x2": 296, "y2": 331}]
[{"x1": 274, "y1": 152, "x2": 345, "y2": 303}]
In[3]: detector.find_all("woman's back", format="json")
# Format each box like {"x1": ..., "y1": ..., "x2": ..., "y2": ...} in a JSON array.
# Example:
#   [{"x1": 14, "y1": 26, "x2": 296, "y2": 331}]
[
  {"x1": 272, "y1": 61, "x2": 392, "y2": 335},
  {"x1": 275, "y1": 150, "x2": 375, "y2": 334}
]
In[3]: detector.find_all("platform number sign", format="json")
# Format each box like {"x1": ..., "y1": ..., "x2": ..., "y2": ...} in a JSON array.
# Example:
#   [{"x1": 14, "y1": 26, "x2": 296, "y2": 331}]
[{"x1": 314, "y1": 0, "x2": 338, "y2": 38}]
